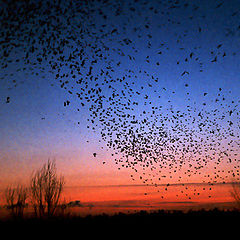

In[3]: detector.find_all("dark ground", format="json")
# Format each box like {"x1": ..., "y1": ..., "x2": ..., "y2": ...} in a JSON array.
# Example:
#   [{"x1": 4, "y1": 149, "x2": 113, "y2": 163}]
[
  {"x1": 1, "y1": 209, "x2": 240, "y2": 238},
  {"x1": 1, "y1": 208, "x2": 240, "y2": 227}
]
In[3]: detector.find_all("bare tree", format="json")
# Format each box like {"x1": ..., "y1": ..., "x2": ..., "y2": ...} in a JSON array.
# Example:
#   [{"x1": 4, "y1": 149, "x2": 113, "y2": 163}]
[
  {"x1": 5, "y1": 185, "x2": 15, "y2": 216},
  {"x1": 30, "y1": 159, "x2": 65, "y2": 218},
  {"x1": 5, "y1": 185, "x2": 28, "y2": 218}
]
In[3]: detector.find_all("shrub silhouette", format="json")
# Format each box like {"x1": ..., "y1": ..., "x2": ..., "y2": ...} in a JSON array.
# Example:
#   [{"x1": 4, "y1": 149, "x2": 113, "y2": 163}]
[{"x1": 5, "y1": 185, "x2": 28, "y2": 218}]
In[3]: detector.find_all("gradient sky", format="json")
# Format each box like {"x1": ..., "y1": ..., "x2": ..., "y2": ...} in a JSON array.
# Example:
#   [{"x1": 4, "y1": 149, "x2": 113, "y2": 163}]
[{"x1": 0, "y1": 0, "x2": 240, "y2": 208}]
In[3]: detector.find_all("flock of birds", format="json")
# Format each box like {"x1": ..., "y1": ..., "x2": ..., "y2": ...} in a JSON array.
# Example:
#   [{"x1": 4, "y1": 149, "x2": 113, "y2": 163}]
[{"x1": 1, "y1": 0, "x2": 240, "y2": 200}]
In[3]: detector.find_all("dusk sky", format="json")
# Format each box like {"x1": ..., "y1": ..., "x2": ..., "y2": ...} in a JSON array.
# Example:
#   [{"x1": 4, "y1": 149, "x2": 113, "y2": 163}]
[{"x1": 0, "y1": 0, "x2": 240, "y2": 210}]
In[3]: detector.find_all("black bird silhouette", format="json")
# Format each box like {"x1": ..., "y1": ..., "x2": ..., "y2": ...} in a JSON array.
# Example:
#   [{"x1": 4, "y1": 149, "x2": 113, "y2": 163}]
[{"x1": 181, "y1": 71, "x2": 189, "y2": 76}]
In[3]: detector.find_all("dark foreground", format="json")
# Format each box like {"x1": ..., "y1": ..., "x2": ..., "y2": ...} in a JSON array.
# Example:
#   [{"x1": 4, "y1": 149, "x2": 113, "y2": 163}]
[
  {"x1": 1, "y1": 208, "x2": 240, "y2": 228},
  {"x1": 1, "y1": 210, "x2": 239, "y2": 239}
]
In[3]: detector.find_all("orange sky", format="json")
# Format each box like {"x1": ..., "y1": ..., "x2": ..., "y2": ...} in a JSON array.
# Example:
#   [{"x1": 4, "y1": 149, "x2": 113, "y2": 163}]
[
  {"x1": 0, "y1": 145, "x2": 239, "y2": 213},
  {"x1": 58, "y1": 182, "x2": 237, "y2": 216}
]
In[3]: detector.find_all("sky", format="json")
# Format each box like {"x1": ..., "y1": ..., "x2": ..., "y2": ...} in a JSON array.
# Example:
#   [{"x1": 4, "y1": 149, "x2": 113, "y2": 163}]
[{"x1": 0, "y1": 0, "x2": 240, "y2": 210}]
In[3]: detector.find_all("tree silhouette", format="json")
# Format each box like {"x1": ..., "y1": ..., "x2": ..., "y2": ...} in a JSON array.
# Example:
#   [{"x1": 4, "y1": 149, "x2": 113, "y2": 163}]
[
  {"x1": 5, "y1": 185, "x2": 28, "y2": 218},
  {"x1": 30, "y1": 159, "x2": 65, "y2": 218}
]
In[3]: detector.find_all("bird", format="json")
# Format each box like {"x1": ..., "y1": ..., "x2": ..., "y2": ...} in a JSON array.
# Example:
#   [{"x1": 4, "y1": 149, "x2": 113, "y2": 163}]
[
  {"x1": 181, "y1": 71, "x2": 189, "y2": 76},
  {"x1": 211, "y1": 56, "x2": 217, "y2": 62}
]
